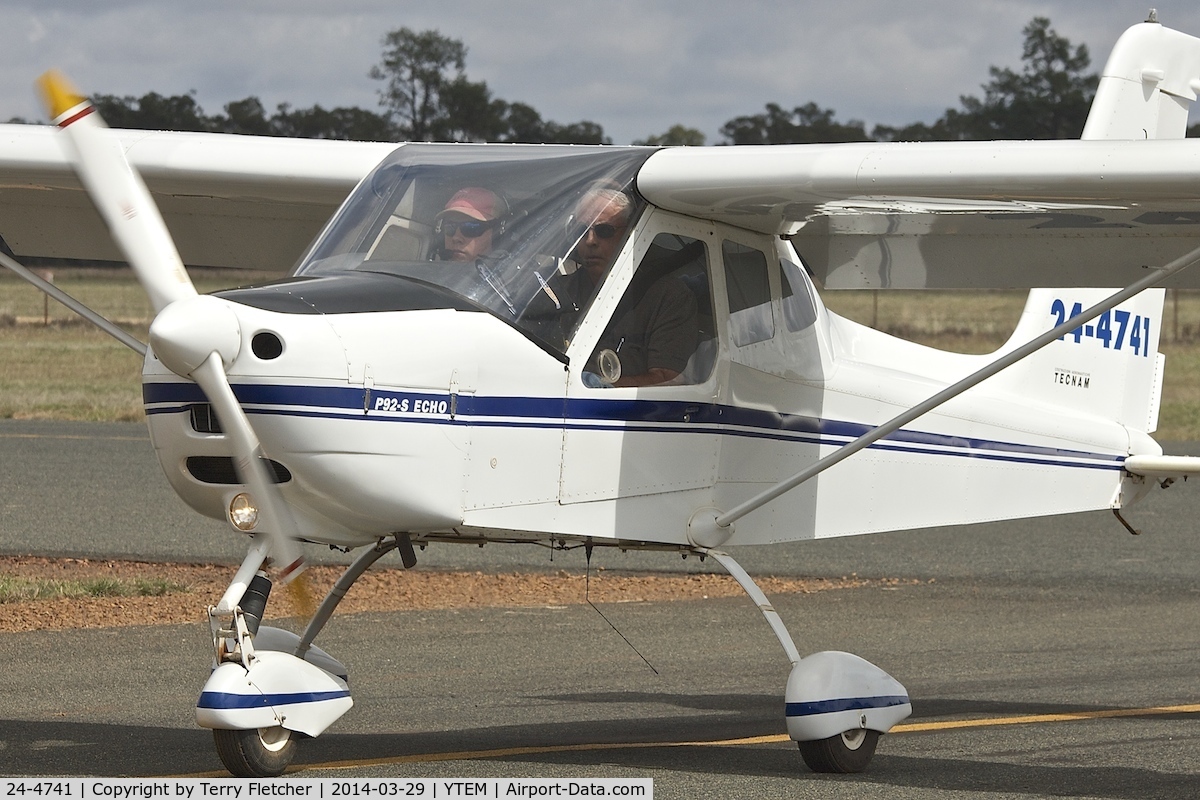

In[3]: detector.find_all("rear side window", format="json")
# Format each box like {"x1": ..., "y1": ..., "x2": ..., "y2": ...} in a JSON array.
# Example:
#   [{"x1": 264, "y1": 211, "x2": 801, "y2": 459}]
[
  {"x1": 723, "y1": 240, "x2": 774, "y2": 346},
  {"x1": 779, "y1": 258, "x2": 818, "y2": 332}
]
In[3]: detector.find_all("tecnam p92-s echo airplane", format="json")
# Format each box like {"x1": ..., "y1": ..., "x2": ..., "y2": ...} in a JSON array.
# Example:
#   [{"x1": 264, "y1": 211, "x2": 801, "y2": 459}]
[{"x1": 3, "y1": 14, "x2": 1200, "y2": 778}]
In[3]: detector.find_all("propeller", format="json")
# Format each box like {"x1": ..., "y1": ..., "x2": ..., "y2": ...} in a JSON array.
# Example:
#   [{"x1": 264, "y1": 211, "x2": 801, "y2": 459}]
[{"x1": 37, "y1": 71, "x2": 312, "y2": 606}]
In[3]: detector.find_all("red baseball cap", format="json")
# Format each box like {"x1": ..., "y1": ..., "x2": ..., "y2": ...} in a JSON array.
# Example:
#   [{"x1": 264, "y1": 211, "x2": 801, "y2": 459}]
[{"x1": 438, "y1": 187, "x2": 500, "y2": 221}]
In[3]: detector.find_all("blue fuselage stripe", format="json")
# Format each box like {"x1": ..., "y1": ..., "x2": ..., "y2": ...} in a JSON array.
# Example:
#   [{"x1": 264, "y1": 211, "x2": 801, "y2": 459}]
[
  {"x1": 143, "y1": 381, "x2": 1126, "y2": 471},
  {"x1": 786, "y1": 695, "x2": 911, "y2": 717},
  {"x1": 197, "y1": 689, "x2": 350, "y2": 710}
]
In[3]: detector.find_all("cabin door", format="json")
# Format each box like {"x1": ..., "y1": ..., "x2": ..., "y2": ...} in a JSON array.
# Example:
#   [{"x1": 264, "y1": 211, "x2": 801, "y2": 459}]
[{"x1": 559, "y1": 212, "x2": 721, "y2": 504}]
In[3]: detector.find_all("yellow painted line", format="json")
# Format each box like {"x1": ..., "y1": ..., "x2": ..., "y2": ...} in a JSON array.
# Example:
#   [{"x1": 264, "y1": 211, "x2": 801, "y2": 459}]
[
  {"x1": 892, "y1": 702, "x2": 1200, "y2": 733},
  {"x1": 173, "y1": 703, "x2": 1200, "y2": 777}
]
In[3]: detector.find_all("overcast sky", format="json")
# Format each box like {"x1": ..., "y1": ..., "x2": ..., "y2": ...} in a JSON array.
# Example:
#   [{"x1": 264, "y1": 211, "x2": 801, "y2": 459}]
[{"x1": 2, "y1": 1, "x2": 1198, "y2": 144}]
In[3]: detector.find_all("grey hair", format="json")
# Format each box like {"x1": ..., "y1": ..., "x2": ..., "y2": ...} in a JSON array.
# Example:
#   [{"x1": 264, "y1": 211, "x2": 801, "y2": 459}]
[{"x1": 577, "y1": 187, "x2": 633, "y2": 224}]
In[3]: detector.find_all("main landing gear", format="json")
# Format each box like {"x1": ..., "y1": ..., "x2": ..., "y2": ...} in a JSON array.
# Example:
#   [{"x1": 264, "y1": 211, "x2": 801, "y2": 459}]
[
  {"x1": 196, "y1": 537, "x2": 905, "y2": 777},
  {"x1": 197, "y1": 535, "x2": 416, "y2": 777},
  {"x1": 704, "y1": 550, "x2": 911, "y2": 773}
]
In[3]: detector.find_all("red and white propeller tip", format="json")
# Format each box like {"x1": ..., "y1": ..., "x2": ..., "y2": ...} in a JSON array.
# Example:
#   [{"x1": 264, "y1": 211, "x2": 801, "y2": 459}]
[{"x1": 37, "y1": 69, "x2": 195, "y2": 314}]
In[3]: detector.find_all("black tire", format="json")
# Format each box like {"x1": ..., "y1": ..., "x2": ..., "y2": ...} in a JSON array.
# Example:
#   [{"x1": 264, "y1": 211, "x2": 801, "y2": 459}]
[
  {"x1": 213, "y1": 726, "x2": 296, "y2": 777},
  {"x1": 798, "y1": 728, "x2": 879, "y2": 773}
]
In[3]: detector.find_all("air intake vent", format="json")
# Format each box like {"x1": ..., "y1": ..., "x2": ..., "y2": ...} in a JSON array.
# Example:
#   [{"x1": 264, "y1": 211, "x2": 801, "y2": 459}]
[
  {"x1": 186, "y1": 456, "x2": 292, "y2": 485},
  {"x1": 190, "y1": 404, "x2": 222, "y2": 434},
  {"x1": 252, "y1": 331, "x2": 284, "y2": 360}
]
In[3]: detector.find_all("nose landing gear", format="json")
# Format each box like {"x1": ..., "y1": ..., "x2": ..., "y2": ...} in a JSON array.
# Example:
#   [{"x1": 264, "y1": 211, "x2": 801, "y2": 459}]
[{"x1": 197, "y1": 535, "x2": 416, "y2": 777}]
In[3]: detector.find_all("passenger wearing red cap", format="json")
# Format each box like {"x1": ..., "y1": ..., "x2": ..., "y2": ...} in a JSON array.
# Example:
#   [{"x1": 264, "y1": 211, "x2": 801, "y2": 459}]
[{"x1": 436, "y1": 187, "x2": 502, "y2": 262}]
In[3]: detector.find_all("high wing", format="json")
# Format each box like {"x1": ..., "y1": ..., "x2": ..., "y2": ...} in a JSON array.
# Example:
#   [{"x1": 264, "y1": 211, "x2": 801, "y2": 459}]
[
  {"x1": 0, "y1": 124, "x2": 396, "y2": 271},
  {"x1": 6, "y1": 129, "x2": 1200, "y2": 284},
  {"x1": 637, "y1": 138, "x2": 1200, "y2": 289}
]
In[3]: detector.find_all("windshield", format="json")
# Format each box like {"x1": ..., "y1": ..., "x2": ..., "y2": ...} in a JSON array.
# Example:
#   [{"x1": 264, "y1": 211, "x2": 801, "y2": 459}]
[{"x1": 295, "y1": 144, "x2": 654, "y2": 355}]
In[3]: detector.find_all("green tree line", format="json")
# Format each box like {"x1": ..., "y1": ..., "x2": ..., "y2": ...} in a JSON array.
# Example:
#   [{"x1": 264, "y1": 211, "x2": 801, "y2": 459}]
[
  {"x1": 10, "y1": 18, "x2": 1199, "y2": 143},
  {"x1": 719, "y1": 18, "x2": 1199, "y2": 144}
]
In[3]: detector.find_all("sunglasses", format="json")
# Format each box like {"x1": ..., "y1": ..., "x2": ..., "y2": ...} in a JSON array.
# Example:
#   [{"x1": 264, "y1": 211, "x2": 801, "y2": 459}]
[
  {"x1": 582, "y1": 223, "x2": 625, "y2": 240},
  {"x1": 442, "y1": 219, "x2": 493, "y2": 238}
]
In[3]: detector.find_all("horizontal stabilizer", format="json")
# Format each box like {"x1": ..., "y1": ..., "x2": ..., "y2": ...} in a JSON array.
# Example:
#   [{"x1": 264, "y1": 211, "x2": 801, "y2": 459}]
[{"x1": 1123, "y1": 454, "x2": 1200, "y2": 478}]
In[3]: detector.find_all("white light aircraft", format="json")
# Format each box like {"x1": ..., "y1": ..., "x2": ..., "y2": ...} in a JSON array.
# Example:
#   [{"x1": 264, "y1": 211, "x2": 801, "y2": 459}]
[{"x1": 3, "y1": 15, "x2": 1200, "y2": 779}]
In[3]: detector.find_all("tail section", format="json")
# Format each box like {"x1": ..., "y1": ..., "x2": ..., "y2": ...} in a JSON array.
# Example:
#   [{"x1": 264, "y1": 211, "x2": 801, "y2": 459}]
[
  {"x1": 993, "y1": 16, "x2": 1189, "y2": 436},
  {"x1": 992, "y1": 288, "x2": 1165, "y2": 434},
  {"x1": 1082, "y1": 18, "x2": 1200, "y2": 140}
]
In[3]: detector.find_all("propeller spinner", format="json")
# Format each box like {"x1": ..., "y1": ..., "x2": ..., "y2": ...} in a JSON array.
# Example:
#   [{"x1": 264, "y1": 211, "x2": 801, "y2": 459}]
[{"x1": 37, "y1": 71, "x2": 311, "y2": 594}]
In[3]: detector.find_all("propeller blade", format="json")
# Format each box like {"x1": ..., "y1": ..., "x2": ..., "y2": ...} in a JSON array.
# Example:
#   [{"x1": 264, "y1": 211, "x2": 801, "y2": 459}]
[
  {"x1": 36, "y1": 70, "x2": 195, "y2": 313},
  {"x1": 39, "y1": 72, "x2": 311, "y2": 604}
]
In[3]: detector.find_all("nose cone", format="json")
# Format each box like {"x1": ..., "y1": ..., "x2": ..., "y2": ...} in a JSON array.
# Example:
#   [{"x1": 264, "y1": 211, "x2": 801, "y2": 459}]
[{"x1": 149, "y1": 295, "x2": 242, "y2": 378}]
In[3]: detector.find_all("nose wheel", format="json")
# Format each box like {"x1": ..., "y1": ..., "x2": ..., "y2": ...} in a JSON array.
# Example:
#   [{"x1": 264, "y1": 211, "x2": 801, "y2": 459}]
[
  {"x1": 213, "y1": 726, "x2": 297, "y2": 777},
  {"x1": 798, "y1": 728, "x2": 880, "y2": 773}
]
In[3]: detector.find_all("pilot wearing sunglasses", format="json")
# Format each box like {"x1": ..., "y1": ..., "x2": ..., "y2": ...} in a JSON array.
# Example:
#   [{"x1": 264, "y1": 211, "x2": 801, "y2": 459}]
[
  {"x1": 574, "y1": 188, "x2": 632, "y2": 286},
  {"x1": 435, "y1": 187, "x2": 502, "y2": 262},
  {"x1": 568, "y1": 188, "x2": 698, "y2": 388}
]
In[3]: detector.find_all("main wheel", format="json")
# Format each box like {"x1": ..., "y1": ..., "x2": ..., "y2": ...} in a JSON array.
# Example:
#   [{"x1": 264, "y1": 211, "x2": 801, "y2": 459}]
[
  {"x1": 213, "y1": 726, "x2": 296, "y2": 777},
  {"x1": 798, "y1": 728, "x2": 879, "y2": 773}
]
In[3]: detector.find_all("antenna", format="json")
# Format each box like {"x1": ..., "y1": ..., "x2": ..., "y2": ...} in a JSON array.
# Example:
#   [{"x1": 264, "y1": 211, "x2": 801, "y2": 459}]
[
  {"x1": 1146, "y1": 9, "x2": 1159, "y2": 24},
  {"x1": 584, "y1": 543, "x2": 658, "y2": 674}
]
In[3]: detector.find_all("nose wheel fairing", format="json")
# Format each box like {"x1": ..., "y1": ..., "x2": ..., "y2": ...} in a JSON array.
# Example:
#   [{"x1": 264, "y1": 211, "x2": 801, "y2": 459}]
[
  {"x1": 198, "y1": 608, "x2": 353, "y2": 738},
  {"x1": 197, "y1": 652, "x2": 352, "y2": 737}
]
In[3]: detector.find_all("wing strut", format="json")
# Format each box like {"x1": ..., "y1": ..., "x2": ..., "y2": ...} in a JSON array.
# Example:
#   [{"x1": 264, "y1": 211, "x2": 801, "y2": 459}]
[
  {"x1": 0, "y1": 250, "x2": 147, "y2": 355},
  {"x1": 710, "y1": 242, "x2": 1200, "y2": 532}
]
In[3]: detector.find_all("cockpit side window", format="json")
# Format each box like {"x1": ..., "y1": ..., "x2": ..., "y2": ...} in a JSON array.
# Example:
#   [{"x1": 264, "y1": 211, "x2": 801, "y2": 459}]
[
  {"x1": 584, "y1": 232, "x2": 715, "y2": 388},
  {"x1": 364, "y1": 181, "x2": 430, "y2": 262}
]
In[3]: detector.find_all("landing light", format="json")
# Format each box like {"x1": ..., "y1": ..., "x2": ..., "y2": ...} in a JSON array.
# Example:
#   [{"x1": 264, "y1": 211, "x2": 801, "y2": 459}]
[{"x1": 228, "y1": 493, "x2": 259, "y2": 532}]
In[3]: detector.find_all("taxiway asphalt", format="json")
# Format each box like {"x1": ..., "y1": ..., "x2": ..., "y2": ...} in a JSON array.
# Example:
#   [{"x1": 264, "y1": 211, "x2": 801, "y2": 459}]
[{"x1": 1, "y1": 419, "x2": 1198, "y2": 797}]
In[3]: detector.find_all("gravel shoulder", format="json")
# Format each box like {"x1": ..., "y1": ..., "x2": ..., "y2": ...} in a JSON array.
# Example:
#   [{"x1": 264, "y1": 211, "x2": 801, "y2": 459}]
[{"x1": 0, "y1": 556, "x2": 891, "y2": 633}]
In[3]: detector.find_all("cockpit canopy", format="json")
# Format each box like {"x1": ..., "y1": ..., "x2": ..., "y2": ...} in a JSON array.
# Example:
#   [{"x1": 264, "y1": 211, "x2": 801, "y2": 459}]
[{"x1": 293, "y1": 144, "x2": 655, "y2": 355}]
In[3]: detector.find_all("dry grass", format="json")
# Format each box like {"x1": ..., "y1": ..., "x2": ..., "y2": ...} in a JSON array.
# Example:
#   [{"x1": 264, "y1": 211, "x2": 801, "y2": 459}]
[
  {"x1": 0, "y1": 268, "x2": 264, "y2": 421},
  {"x1": 0, "y1": 573, "x2": 186, "y2": 603},
  {"x1": 0, "y1": 321, "x2": 148, "y2": 420},
  {"x1": 823, "y1": 289, "x2": 1028, "y2": 348}
]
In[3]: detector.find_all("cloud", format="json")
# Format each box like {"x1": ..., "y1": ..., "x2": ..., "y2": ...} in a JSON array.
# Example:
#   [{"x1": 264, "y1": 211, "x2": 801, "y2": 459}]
[{"x1": 1, "y1": 0, "x2": 1198, "y2": 139}]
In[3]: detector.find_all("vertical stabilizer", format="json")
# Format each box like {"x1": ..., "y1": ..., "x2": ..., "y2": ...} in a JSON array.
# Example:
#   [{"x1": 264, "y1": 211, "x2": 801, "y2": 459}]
[
  {"x1": 991, "y1": 288, "x2": 1165, "y2": 434},
  {"x1": 1082, "y1": 20, "x2": 1200, "y2": 140}
]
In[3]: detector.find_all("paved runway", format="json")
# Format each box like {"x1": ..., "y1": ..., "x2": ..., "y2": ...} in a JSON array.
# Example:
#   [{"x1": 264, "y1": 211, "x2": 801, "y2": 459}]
[{"x1": 1, "y1": 420, "x2": 1199, "y2": 797}]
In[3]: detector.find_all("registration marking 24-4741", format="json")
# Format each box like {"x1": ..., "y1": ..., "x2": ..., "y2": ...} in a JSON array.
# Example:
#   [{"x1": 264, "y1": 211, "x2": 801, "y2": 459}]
[{"x1": 1049, "y1": 299, "x2": 1153, "y2": 357}]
